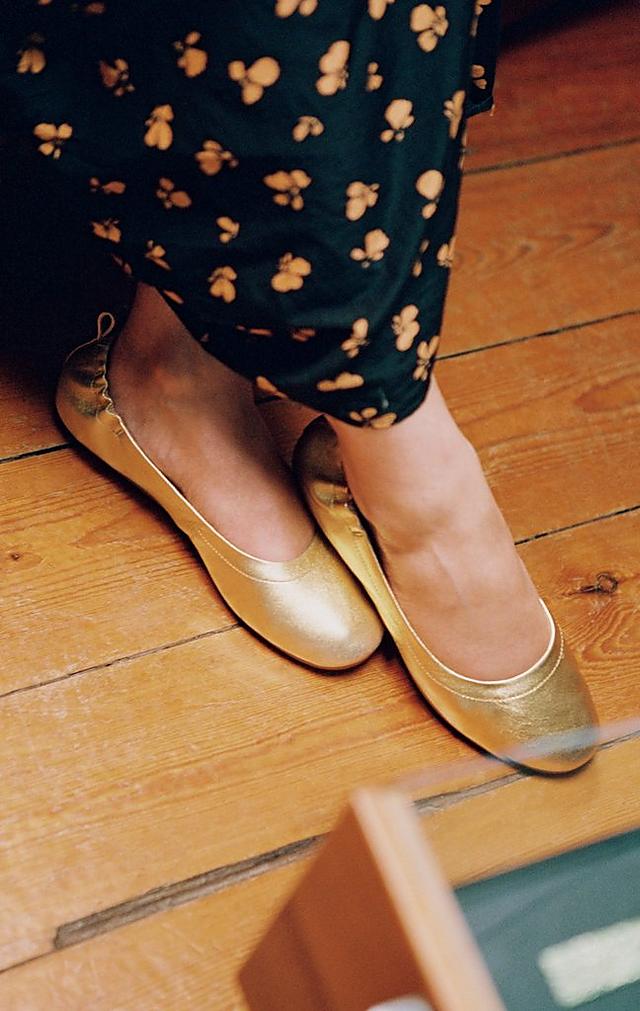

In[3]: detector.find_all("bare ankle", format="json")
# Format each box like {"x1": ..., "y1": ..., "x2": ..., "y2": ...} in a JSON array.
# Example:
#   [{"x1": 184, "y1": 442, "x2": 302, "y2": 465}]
[{"x1": 345, "y1": 435, "x2": 483, "y2": 543}]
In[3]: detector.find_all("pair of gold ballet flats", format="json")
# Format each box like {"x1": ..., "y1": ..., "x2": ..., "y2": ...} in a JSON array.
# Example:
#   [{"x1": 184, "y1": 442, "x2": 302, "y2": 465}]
[{"x1": 55, "y1": 314, "x2": 599, "y2": 774}]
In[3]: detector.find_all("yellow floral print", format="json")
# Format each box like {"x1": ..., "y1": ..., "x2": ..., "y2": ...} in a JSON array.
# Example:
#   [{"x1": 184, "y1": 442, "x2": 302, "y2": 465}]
[
  {"x1": 470, "y1": 0, "x2": 492, "y2": 36},
  {"x1": 228, "y1": 57, "x2": 281, "y2": 105},
  {"x1": 368, "y1": 0, "x2": 396, "y2": 19},
  {"x1": 99, "y1": 58, "x2": 134, "y2": 96},
  {"x1": 443, "y1": 89, "x2": 465, "y2": 138},
  {"x1": 256, "y1": 376, "x2": 288, "y2": 398},
  {"x1": 292, "y1": 116, "x2": 325, "y2": 141},
  {"x1": 275, "y1": 0, "x2": 318, "y2": 15},
  {"x1": 92, "y1": 218, "x2": 121, "y2": 242},
  {"x1": 345, "y1": 181, "x2": 380, "y2": 222},
  {"x1": 412, "y1": 238, "x2": 430, "y2": 278},
  {"x1": 316, "y1": 41, "x2": 350, "y2": 96},
  {"x1": 392, "y1": 305, "x2": 420, "y2": 351},
  {"x1": 33, "y1": 122, "x2": 72, "y2": 159},
  {"x1": 18, "y1": 0, "x2": 500, "y2": 432},
  {"x1": 173, "y1": 32, "x2": 208, "y2": 78},
  {"x1": 380, "y1": 99, "x2": 415, "y2": 142},
  {"x1": 350, "y1": 228, "x2": 390, "y2": 267},
  {"x1": 90, "y1": 177, "x2": 126, "y2": 194},
  {"x1": 271, "y1": 253, "x2": 312, "y2": 292},
  {"x1": 472, "y1": 64, "x2": 487, "y2": 89},
  {"x1": 156, "y1": 178, "x2": 192, "y2": 209},
  {"x1": 17, "y1": 34, "x2": 46, "y2": 74},
  {"x1": 437, "y1": 235, "x2": 456, "y2": 267},
  {"x1": 195, "y1": 140, "x2": 238, "y2": 175},
  {"x1": 317, "y1": 372, "x2": 365, "y2": 392},
  {"x1": 348, "y1": 407, "x2": 397, "y2": 428},
  {"x1": 366, "y1": 62, "x2": 383, "y2": 91},
  {"x1": 413, "y1": 335, "x2": 440, "y2": 379},
  {"x1": 263, "y1": 169, "x2": 312, "y2": 210},
  {"x1": 341, "y1": 318, "x2": 369, "y2": 358},
  {"x1": 209, "y1": 266, "x2": 238, "y2": 302},
  {"x1": 145, "y1": 241, "x2": 171, "y2": 269},
  {"x1": 217, "y1": 216, "x2": 239, "y2": 243},
  {"x1": 236, "y1": 325, "x2": 274, "y2": 336},
  {"x1": 415, "y1": 169, "x2": 444, "y2": 218},
  {"x1": 144, "y1": 105, "x2": 174, "y2": 150},
  {"x1": 410, "y1": 5, "x2": 449, "y2": 52}
]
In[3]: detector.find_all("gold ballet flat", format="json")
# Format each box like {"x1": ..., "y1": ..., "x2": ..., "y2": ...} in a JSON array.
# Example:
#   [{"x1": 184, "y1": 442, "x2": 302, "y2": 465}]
[
  {"x1": 292, "y1": 416, "x2": 599, "y2": 772},
  {"x1": 55, "y1": 314, "x2": 384, "y2": 670}
]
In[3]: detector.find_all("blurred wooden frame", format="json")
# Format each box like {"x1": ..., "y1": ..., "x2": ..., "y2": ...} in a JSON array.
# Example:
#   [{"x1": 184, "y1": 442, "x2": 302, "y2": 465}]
[
  {"x1": 239, "y1": 786, "x2": 505, "y2": 1011},
  {"x1": 240, "y1": 731, "x2": 640, "y2": 1011}
]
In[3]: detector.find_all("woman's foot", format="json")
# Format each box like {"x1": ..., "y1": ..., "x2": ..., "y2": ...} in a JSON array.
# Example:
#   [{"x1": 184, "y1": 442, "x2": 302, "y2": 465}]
[
  {"x1": 107, "y1": 283, "x2": 314, "y2": 561},
  {"x1": 327, "y1": 376, "x2": 552, "y2": 682}
]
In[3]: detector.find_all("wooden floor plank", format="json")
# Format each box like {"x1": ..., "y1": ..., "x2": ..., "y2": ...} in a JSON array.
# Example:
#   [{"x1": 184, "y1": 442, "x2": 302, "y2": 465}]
[
  {"x1": 0, "y1": 858, "x2": 304, "y2": 1011},
  {"x1": 442, "y1": 314, "x2": 640, "y2": 533},
  {"x1": 0, "y1": 448, "x2": 234, "y2": 694},
  {"x1": 469, "y1": 0, "x2": 640, "y2": 169},
  {"x1": 1, "y1": 5, "x2": 638, "y2": 1005},
  {"x1": 1, "y1": 504, "x2": 637, "y2": 971},
  {"x1": 424, "y1": 734, "x2": 640, "y2": 886},
  {"x1": 0, "y1": 633, "x2": 491, "y2": 970},
  {"x1": 0, "y1": 363, "x2": 63, "y2": 462},
  {"x1": 2, "y1": 737, "x2": 637, "y2": 1011},
  {"x1": 444, "y1": 144, "x2": 640, "y2": 353},
  {"x1": 3, "y1": 318, "x2": 638, "y2": 696}
]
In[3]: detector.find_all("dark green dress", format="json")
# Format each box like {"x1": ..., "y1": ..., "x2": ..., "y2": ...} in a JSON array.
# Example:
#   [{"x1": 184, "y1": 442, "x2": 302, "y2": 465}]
[{"x1": 2, "y1": 0, "x2": 502, "y2": 426}]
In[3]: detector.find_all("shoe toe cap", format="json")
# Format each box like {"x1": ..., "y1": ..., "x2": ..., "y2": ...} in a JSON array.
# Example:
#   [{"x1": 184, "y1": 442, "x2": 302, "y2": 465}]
[{"x1": 268, "y1": 567, "x2": 385, "y2": 670}]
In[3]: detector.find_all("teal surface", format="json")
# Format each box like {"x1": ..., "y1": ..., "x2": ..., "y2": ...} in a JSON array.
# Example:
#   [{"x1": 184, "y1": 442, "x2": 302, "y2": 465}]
[{"x1": 455, "y1": 828, "x2": 640, "y2": 1010}]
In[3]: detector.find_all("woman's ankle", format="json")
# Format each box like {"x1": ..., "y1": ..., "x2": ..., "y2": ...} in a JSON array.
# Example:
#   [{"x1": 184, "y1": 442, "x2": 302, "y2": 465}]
[{"x1": 336, "y1": 422, "x2": 483, "y2": 546}]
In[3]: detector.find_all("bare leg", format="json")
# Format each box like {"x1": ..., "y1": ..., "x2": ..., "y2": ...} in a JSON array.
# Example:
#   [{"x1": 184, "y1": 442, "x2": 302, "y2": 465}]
[
  {"x1": 327, "y1": 375, "x2": 552, "y2": 682},
  {"x1": 107, "y1": 282, "x2": 314, "y2": 561}
]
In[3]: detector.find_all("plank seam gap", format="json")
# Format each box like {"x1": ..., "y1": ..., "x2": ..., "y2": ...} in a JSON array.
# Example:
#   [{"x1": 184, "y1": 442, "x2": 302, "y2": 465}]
[
  {"x1": 0, "y1": 622, "x2": 241, "y2": 703},
  {"x1": 52, "y1": 776, "x2": 530, "y2": 951},
  {"x1": 437, "y1": 308, "x2": 640, "y2": 363},
  {"x1": 0, "y1": 442, "x2": 68, "y2": 466},
  {"x1": 515, "y1": 501, "x2": 640, "y2": 547},
  {"x1": 49, "y1": 730, "x2": 640, "y2": 949},
  {"x1": 464, "y1": 135, "x2": 640, "y2": 176},
  {"x1": 0, "y1": 730, "x2": 636, "y2": 975}
]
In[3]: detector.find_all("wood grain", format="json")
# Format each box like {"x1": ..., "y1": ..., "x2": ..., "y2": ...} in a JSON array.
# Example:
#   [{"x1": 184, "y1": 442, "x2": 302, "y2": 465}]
[
  {"x1": 0, "y1": 448, "x2": 235, "y2": 695},
  {"x1": 423, "y1": 735, "x2": 640, "y2": 885},
  {"x1": 470, "y1": 0, "x2": 640, "y2": 168},
  {"x1": 1, "y1": 738, "x2": 637, "y2": 1011},
  {"x1": 0, "y1": 504, "x2": 637, "y2": 970},
  {"x1": 1, "y1": 5, "x2": 638, "y2": 1004},
  {"x1": 445, "y1": 144, "x2": 640, "y2": 353}
]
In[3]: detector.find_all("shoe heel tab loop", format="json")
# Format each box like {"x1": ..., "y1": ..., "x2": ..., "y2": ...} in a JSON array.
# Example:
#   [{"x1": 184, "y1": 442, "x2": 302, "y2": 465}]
[{"x1": 96, "y1": 312, "x2": 116, "y2": 341}]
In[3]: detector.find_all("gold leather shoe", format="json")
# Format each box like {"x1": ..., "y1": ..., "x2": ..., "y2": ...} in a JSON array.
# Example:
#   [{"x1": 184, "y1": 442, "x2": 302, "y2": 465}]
[
  {"x1": 292, "y1": 416, "x2": 599, "y2": 772},
  {"x1": 55, "y1": 314, "x2": 384, "y2": 670}
]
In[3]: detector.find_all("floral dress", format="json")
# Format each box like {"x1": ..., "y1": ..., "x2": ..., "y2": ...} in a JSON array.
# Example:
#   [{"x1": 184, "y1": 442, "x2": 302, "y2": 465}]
[{"x1": 2, "y1": 0, "x2": 502, "y2": 427}]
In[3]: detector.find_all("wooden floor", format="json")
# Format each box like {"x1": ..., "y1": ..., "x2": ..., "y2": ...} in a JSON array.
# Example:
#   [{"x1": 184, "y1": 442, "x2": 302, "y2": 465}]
[{"x1": 2, "y1": 1, "x2": 639, "y2": 1006}]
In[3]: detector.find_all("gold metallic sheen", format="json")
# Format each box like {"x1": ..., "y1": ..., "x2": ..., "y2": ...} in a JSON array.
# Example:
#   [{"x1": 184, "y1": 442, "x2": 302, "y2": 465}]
[
  {"x1": 55, "y1": 316, "x2": 384, "y2": 671},
  {"x1": 293, "y1": 416, "x2": 600, "y2": 772}
]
